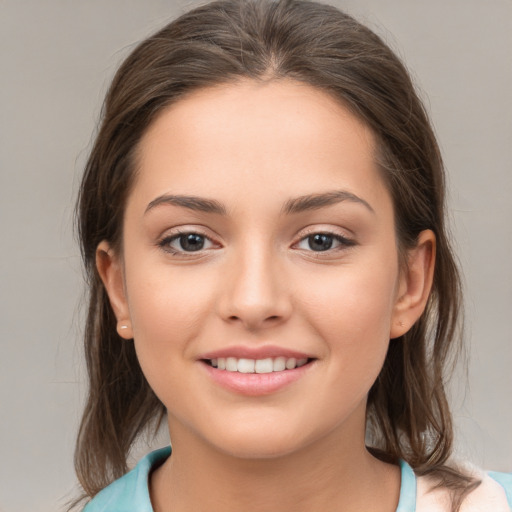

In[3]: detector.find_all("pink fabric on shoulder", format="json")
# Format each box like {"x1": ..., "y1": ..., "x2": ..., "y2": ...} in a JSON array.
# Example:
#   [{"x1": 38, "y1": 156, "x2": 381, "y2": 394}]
[{"x1": 415, "y1": 467, "x2": 511, "y2": 512}]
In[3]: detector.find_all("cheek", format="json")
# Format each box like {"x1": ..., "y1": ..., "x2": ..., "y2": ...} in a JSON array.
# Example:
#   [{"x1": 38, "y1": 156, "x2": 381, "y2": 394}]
[
  {"x1": 124, "y1": 261, "x2": 218, "y2": 366},
  {"x1": 300, "y1": 262, "x2": 397, "y2": 337},
  {"x1": 296, "y1": 258, "x2": 398, "y2": 380}
]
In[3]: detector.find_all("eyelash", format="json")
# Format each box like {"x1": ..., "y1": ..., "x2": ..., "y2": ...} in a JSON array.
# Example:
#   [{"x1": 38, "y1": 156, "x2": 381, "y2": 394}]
[
  {"x1": 157, "y1": 229, "x2": 217, "y2": 257},
  {"x1": 157, "y1": 228, "x2": 356, "y2": 258},
  {"x1": 295, "y1": 230, "x2": 356, "y2": 255}
]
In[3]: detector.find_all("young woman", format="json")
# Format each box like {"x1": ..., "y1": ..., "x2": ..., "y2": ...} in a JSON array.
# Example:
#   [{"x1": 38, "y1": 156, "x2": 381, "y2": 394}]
[{"x1": 73, "y1": 0, "x2": 512, "y2": 510}]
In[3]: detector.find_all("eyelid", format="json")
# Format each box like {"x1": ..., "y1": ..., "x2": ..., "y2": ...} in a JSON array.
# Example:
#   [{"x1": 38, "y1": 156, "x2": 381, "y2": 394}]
[
  {"x1": 156, "y1": 225, "x2": 356, "y2": 257},
  {"x1": 295, "y1": 225, "x2": 355, "y2": 243},
  {"x1": 157, "y1": 226, "x2": 221, "y2": 256},
  {"x1": 292, "y1": 226, "x2": 357, "y2": 254},
  {"x1": 298, "y1": 224, "x2": 355, "y2": 238}
]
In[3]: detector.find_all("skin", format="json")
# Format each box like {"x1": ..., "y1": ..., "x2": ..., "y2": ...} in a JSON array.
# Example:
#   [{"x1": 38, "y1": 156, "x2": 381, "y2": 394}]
[{"x1": 97, "y1": 79, "x2": 435, "y2": 512}]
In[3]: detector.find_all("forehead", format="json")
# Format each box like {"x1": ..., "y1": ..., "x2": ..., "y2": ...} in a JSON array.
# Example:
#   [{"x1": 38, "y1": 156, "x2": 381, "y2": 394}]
[{"x1": 130, "y1": 79, "x2": 389, "y2": 216}]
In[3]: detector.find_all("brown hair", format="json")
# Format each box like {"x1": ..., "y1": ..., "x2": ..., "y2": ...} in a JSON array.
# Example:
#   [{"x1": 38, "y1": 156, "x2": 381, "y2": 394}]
[{"x1": 74, "y1": 0, "x2": 479, "y2": 509}]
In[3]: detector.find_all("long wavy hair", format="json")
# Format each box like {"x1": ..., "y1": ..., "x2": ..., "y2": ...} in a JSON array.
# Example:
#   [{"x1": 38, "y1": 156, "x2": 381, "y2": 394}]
[{"x1": 73, "y1": 0, "x2": 479, "y2": 509}]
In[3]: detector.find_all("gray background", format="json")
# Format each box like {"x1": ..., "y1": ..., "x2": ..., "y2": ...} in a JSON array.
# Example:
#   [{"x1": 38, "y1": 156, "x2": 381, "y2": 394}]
[{"x1": 1, "y1": 1, "x2": 511, "y2": 511}]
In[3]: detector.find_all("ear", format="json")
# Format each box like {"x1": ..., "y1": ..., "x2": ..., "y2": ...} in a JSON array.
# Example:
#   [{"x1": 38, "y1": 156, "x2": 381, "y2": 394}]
[
  {"x1": 96, "y1": 241, "x2": 133, "y2": 340},
  {"x1": 390, "y1": 230, "x2": 436, "y2": 339}
]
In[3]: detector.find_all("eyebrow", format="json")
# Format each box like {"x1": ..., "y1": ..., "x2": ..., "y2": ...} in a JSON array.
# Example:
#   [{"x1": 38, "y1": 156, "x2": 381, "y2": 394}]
[
  {"x1": 145, "y1": 190, "x2": 375, "y2": 216},
  {"x1": 282, "y1": 190, "x2": 375, "y2": 215},
  {"x1": 145, "y1": 195, "x2": 227, "y2": 215}
]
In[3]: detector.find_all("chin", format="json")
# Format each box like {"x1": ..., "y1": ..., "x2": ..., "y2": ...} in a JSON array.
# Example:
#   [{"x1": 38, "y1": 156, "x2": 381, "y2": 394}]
[
  {"x1": 200, "y1": 418, "x2": 318, "y2": 461},
  {"x1": 213, "y1": 435, "x2": 304, "y2": 460}
]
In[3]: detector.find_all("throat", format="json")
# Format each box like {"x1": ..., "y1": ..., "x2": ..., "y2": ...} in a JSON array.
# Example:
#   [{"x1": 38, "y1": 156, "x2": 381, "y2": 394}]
[{"x1": 148, "y1": 440, "x2": 400, "y2": 512}]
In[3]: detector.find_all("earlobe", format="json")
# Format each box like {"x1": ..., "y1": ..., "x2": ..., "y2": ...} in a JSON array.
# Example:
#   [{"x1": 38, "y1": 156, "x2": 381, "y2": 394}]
[
  {"x1": 390, "y1": 230, "x2": 436, "y2": 339},
  {"x1": 96, "y1": 241, "x2": 133, "y2": 340}
]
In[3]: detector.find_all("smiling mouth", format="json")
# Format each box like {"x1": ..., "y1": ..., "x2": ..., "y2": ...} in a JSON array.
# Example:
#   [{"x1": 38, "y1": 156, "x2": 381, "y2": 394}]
[{"x1": 203, "y1": 357, "x2": 314, "y2": 374}]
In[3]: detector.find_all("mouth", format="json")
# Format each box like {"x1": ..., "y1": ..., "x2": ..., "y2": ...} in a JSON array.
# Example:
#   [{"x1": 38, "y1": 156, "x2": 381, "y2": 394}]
[
  {"x1": 198, "y1": 346, "x2": 316, "y2": 395},
  {"x1": 202, "y1": 356, "x2": 314, "y2": 374}
]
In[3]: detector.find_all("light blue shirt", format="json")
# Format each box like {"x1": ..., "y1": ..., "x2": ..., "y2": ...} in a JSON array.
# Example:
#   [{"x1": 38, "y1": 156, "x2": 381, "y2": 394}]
[{"x1": 83, "y1": 446, "x2": 512, "y2": 511}]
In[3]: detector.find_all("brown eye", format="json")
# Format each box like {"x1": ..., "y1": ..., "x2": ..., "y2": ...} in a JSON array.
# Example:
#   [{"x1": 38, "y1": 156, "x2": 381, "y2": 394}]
[
  {"x1": 296, "y1": 232, "x2": 355, "y2": 253},
  {"x1": 308, "y1": 234, "x2": 334, "y2": 251},
  {"x1": 177, "y1": 233, "x2": 205, "y2": 251},
  {"x1": 159, "y1": 231, "x2": 215, "y2": 254}
]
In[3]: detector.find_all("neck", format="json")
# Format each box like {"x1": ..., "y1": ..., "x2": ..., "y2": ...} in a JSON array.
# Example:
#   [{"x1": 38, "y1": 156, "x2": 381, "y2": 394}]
[{"x1": 150, "y1": 413, "x2": 400, "y2": 512}]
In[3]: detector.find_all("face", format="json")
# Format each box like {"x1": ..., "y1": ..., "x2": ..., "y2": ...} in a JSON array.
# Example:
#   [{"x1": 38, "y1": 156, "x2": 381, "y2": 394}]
[{"x1": 99, "y1": 79, "x2": 432, "y2": 459}]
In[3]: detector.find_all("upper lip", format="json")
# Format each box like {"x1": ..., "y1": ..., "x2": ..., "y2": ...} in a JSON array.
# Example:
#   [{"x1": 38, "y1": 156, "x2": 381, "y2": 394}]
[{"x1": 198, "y1": 345, "x2": 315, "y2": 360}]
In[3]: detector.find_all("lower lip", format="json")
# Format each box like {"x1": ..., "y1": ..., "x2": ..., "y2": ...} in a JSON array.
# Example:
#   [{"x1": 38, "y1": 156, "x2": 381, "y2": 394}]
[{"x1": 200, "y1": 361, "x2": 314, "y2": 396}]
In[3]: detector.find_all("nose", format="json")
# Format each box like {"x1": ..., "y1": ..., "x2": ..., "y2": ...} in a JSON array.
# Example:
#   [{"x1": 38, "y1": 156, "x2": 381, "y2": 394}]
[{"x1": 217, "y1": 243, "x2": 292, "y2": 331}]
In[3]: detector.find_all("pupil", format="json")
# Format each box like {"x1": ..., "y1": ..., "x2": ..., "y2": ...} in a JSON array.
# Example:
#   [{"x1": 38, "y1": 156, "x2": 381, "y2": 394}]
[
  {"x1": 181, "y1": 234, "x2": 204, "y2": 251},
  {"x1": 309, "y1": 234, "x2": 333, "y2": 251}
]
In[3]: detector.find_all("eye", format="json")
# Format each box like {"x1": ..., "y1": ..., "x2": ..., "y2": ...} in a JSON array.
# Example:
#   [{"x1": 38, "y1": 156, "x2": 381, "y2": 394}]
[
  {"x1": 295, "y1": 232, "x2": 355, "y2": 252},
  {"x1": 159, "y1": 231, "x2": 216, "y2": 254}
]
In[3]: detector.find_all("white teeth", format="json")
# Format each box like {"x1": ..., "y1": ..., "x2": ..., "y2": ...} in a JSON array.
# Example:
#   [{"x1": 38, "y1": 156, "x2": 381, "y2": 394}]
[
  {"x1": 237, "y1": 358, "x2": 255, "y2": 373},
  {"x1": 273, "y1": 357, "x2": 286, "y2": 371},
  {"x1": 255, "y1": 358, "x2": 273, "y2": 374},
  {"x1": 226, "y1": 357, "x2": 238, "y2": 371},
  {"x1": 211, "y1": 356, "x2": 310, "y2": 373},
  {"x1": 285, "y1": 357, "x2": 296, "y2": 370}
]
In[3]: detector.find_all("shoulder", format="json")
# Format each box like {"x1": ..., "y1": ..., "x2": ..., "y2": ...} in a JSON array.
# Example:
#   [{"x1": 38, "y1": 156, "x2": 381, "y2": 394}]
[
  {"x1": 415, "y1": 463, "x2": 512, "y2": 512},
  {"x1": 82, "y1": 446, "x2": 171, "y2": 512},
  {"x1": 460, "y1": 470, "x2": 512, "y2": 512}
]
